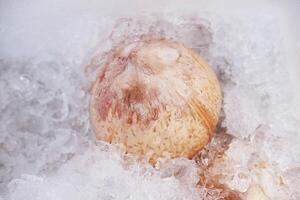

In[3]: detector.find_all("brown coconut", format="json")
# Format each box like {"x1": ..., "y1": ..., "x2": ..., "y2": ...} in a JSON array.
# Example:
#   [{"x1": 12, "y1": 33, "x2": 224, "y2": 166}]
[{"x1": 90, "y1": 39, "x2": 222, "y2": 163}]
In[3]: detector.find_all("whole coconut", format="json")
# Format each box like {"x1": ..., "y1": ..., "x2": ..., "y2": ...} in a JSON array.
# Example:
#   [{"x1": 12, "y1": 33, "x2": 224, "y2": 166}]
[{"x1": 90, "y1": 39, "x2": 222, "y2": 163}]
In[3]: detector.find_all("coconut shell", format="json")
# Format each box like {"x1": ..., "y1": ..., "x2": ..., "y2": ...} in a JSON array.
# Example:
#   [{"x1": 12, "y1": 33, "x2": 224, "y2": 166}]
[{"x1": 90, "y1": 39, "x2": 222, "y2": 163}]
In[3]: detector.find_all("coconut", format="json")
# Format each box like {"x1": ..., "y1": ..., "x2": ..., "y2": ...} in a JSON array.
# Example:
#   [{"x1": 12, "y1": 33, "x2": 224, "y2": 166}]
[{"x1": 90, "y1": 39, "x2": 222, "y2": 163}]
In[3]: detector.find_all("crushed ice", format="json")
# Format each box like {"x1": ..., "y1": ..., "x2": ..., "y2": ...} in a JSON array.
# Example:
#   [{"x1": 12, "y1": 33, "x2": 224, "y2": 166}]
[{"x1": 0, "y1": 0, "x2": 299, "y2": 200}]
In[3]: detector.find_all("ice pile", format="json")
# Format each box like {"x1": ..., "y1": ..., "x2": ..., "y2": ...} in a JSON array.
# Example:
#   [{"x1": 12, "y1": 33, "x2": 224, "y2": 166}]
[
  {"x1": 5, "y1": 144, "x2": 203, "y2": 200},
  {"x1": 0, "y1": 57, "x2": 90, "y2": 187},
  {"x1": 0, "y1": 0, "x2": 100, "y2": 190},
  {"x1": 206, "y1": 14, "x2": 300, "y2": 199},
  {"x1": 1, "y1": 0, "x2": 300, "y2": 199},
  {"x1": 210, "y1": 16, "x2": 300, "y2": 170}
]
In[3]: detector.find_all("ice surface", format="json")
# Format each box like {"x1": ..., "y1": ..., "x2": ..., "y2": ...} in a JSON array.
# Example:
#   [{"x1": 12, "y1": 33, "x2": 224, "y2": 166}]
[{"x1": 0, "y1": 0, "x2": 300, "y2": 199}]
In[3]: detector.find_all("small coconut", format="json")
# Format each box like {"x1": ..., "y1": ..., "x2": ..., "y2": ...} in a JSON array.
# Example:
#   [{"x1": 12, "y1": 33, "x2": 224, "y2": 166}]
[{"x1": 90, "y1": 39, "x2": 222, "y2": 163}]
